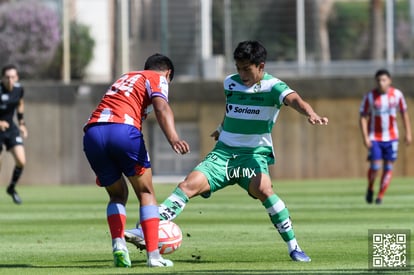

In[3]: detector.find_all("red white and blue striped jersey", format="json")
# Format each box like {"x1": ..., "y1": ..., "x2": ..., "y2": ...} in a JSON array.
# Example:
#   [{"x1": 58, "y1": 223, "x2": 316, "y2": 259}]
[
  {"x1": 86, "y1": 71, "x2": 169, "y2": 131},
  {"x1": 359, "y1": 87, "x2": 407, "y2": 141}
]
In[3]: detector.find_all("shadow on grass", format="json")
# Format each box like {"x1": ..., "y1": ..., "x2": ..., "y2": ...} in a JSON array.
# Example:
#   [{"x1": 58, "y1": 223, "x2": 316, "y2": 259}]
[{"x1": 0, "y1": 263, "x2": 409, "y2": 275}]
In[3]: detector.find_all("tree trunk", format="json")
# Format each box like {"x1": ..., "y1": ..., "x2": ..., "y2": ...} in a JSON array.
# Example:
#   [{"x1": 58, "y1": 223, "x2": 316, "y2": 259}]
[
  {"x1": 369, "y1": 0, "x2": 385, "y2": 60},
  {"x1": 317, "y1": 0, "x2": 333, "y2": 63}
]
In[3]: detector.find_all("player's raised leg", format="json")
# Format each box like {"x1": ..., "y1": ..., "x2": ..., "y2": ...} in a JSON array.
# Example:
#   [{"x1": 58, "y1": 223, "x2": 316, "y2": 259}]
[
  {"x1": 248, "y1": 173, "x2": 311, "y2": 262},
  {"x1": 125, "y1": 171, "x2": 210, "y2": 249},
  {"x1": 159, "y1": 171, "x2": 210, "y2": 220},
  {"x1": 129, "y1": 168, "x2": 174, "y2": 267}
]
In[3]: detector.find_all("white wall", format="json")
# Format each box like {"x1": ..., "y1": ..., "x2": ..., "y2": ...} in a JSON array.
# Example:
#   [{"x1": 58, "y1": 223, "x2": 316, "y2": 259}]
[{"x1": 75, "y1": 0, "x2": 112, "y2": 82}]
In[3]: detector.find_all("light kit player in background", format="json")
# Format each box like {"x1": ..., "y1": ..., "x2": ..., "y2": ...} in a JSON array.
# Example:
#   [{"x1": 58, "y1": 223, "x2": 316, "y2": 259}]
[
  {"x1": 359, "y1": 69, "x2": 412, "y2": 204},
  {"x1": 83, "y1": 54, "x2": 190, "y2": 268},
  {"x1": 0, "y1": 64, "x2": 28, "y2": 205},
  {"x1": 126, "y1": 41, "x2": 328, "y2": 262}
]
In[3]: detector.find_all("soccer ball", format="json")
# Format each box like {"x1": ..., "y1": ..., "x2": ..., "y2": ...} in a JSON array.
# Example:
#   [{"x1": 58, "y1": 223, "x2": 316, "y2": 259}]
[{"x1": 158, "y1": 220, "x2": 182, "y2": 254}]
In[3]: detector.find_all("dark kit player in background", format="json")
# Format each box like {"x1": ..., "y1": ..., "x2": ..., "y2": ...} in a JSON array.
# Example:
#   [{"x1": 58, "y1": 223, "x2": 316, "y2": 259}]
[{"x1": 0, "y1": 64, "x2": 28, "y2": 204}]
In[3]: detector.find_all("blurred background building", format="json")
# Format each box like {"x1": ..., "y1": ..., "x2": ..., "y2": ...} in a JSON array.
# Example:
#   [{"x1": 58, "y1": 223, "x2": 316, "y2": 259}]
[
  {"x1": 2, "y1": 0, "x2": 414, "y2": 81},
  {"x1": 0, "y1": 0, "x2": 413, "y2": 183}
]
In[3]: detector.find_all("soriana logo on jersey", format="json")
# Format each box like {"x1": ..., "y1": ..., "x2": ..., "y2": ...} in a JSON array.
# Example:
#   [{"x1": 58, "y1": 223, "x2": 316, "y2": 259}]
[{"x1": 226, "y1": 104, "x2": 260, "y2": 115}]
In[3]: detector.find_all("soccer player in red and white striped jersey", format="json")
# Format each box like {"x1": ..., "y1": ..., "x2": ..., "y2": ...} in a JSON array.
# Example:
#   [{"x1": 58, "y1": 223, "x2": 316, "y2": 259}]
[{"x1": 359, "y1": 69, "x2": 412, "y2": 204}]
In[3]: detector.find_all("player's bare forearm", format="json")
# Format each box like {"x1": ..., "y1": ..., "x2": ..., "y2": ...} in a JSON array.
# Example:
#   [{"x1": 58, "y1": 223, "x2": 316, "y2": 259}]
[
  {"x1": 401, "y1": 111, "x2": 412, "y2": 145},
  {"x1": 17, "y1": 98, "x2": 24, "y2": 114},
  {"x1": 284, "y1": 92, "x2": 328, "y2": 125},
  {"x1": 153, "y1": 97, "x2": 190, "y2": 154},
  {"x1": 359, "y1": 116, "x2": 371, "y2": 148}
]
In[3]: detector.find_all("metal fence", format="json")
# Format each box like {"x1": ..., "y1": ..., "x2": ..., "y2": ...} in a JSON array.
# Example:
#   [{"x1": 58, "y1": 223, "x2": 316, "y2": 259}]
[{"x1": 128, "y1": 0, "x2": 414, "y2": 79}]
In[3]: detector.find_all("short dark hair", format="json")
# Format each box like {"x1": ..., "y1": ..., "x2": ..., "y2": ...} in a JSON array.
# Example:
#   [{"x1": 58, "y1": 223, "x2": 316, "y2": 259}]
[
  {"x1": 2, "y1": 64, "x2": 18, "y2": 76},
  {"x1": 233, "y1": 40, "x2": 267, "y2": 65},
  {"x1": 375, "y1": 69, "x2": 391, "y2": 79},
  {"x1": 144, "y1": 53, "x2": 175, "y2": 81}
]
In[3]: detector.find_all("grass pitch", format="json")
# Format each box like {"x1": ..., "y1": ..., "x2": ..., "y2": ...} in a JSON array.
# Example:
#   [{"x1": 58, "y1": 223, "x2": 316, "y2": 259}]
[{"x1": 0, "y1": 178, "x2": 412, "y2": 274}]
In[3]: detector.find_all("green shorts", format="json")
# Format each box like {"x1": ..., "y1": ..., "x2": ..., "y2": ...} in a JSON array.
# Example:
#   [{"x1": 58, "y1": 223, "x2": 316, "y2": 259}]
[{"x1": 193, "y1": 142, "x2": 272, "y2": 197}]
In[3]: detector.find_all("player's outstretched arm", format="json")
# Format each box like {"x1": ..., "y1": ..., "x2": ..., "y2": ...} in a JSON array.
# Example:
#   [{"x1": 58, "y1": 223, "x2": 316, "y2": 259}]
[
  {"x1": 153, "y1": 97, "x2": 190, "y2": 154},
  {"x1": 284, "y1": 92, "x2": 328, "y2": 125}
]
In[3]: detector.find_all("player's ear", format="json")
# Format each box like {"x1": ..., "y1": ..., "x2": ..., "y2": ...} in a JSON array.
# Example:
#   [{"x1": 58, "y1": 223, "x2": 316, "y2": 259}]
[
  {"x1": 258, "y1": 62, "x2": 265, "y2": 71},
  {"x1": 165, "y1": 69, "x2": 172, "y2": 83}
]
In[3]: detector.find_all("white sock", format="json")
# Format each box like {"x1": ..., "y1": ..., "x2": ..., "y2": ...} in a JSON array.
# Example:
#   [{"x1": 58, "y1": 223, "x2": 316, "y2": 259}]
[
  {"x1": 147, "y1": 249, "x2": 162, "y2": 260},
  {"x1": 287, "y1": 239, "x2": 301, "y2": 253},
  {"x1": 112, "y1": 237, "x2": 127, "y2": 251}
]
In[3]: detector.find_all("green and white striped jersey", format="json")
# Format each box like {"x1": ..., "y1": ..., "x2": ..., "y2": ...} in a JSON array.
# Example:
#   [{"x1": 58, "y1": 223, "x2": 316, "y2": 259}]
[{"x1": 217, "y1": 72, "x2": 294, "y2": 163}]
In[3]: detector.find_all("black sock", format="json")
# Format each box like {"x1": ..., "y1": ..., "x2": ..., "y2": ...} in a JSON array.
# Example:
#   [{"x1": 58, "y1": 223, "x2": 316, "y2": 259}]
[{"x1": 9, "y1": 166, "x2": 24, "y2": 188}]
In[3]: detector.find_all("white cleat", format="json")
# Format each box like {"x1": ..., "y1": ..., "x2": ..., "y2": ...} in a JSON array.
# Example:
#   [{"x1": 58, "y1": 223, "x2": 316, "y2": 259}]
[
  {"x1": 147, "y1": 257, "x2": 174, "y2": 267},
  {"x1": 124, "y1": 228, "x2": 146, "y2": 250}
]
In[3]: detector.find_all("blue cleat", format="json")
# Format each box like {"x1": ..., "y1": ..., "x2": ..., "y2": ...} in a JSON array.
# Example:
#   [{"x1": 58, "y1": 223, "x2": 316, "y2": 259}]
[{"x1": 290, "y1": 249, "x2": 311, "y2": 262}]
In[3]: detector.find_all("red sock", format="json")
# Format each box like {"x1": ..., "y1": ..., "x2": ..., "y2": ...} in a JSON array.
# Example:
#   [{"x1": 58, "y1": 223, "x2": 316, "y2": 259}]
[
  {"x1": 378, "y1": 170, "x2": 392, "y2": 199},
  {"x1": 141, "y1": 217, "x2": 159, "y2": 252},
  {"x1": 107, "y1": 203, "x2": 126, "y2": 239},
  {"x1": 367, "y1": 168, "x2": 377, "y2": 191}
]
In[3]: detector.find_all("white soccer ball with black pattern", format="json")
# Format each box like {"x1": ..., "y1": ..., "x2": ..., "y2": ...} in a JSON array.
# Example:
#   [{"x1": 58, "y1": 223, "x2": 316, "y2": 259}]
[{"x1": 158, "y1": 220, "x2": 182, "y2": 254}]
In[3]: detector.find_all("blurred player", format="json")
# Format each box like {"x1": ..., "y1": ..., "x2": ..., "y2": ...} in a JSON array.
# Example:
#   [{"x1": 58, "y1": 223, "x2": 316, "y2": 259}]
[
  {"x1": 359, "y1": 69, "x2": 411, "y2": 204},
  {"x1": 0, "y1": 64, "x2": 28, "y2": 204},
  {"x1": 125, "y1": 41, "x2": 328, "y2": 262},
  {"x1": 83, "y1": 54, "x2": 189, "y2": 268}
]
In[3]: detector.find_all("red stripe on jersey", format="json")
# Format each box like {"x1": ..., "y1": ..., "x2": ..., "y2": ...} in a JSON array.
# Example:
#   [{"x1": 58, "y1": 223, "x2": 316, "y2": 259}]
[
  {"x1": 85, "y1": 71, "x2": 169, "y2": 131},
  {"x1": 374, "y1": 116, "x2": 383, "y2": 140},
  {"x1": 361, "y1": 87, "x2": 407, "y2": 142}
]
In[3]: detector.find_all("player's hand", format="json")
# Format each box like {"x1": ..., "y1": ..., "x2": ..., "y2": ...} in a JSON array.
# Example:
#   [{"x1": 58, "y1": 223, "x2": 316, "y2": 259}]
[
  {"x1": 19, "y1": 124, "x2": 28, "y2": 138},
  {"x1": 172, "y1": 140, "x2": 190, "y2": 154},
  {"x1": 363, "y1": 137, "x2": 372, "y2": 149},
  {"x1": 0, "y1": 121, "x2": 9, "y2": 131},
  {"x1": 307, "y1": 113, "x2": 328, "y2": 125},
  {"x1": 210, "y1": 130, "x2": 220, "y2": 141},
  {"x1": 405, "y1": 133, "x2": 412, "y2": 146}
]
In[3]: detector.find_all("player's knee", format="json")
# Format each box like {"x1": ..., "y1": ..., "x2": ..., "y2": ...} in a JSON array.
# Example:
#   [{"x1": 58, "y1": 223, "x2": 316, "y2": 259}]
[
  {"x1": 384, "y1": 163, "x2": 393, "y2": 171},
  {"x1": 370, "y1": 163, "x2": 381, "y2": 171}
]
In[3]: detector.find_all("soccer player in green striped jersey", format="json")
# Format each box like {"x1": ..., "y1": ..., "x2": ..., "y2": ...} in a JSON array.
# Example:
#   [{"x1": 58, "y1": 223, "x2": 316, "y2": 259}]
[{"x1": 126, "y1": 41, "x2": 328, "y2": 262}]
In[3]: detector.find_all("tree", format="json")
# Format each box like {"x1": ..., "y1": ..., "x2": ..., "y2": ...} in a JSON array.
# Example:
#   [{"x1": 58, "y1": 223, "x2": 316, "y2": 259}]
[
  {"x1": 316, "y1": 0, "x2": 334, "y2": 63},
  {"x1": 0, "y1": 1, "x2": 60, "y2": 78},
  {"x1": 369, "y1": 0, "x2": 385, "y2": 60}
]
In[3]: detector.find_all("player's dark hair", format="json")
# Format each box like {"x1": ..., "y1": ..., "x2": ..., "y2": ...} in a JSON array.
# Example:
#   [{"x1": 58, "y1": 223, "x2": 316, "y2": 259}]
[
  {"x1": 144, "y1": 53, "x2": 175, "y2": 81},
  {"x1": 233, "y1": 40, "x2": 267, "y2": 65},
  {"x1": 375, "y1": 69, "x2": 391, "y2": 79},
  {"x1": 1, "y1": 64, "x2": 18, "y2": 76}
]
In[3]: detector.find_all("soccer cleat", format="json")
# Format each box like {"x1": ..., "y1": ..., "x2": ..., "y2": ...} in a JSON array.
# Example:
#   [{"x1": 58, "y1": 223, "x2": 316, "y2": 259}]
[
  {"x1": 6, "y1": 186, "x2": 22, "y2": 204},
  {"x1": 113, "y1": 249, "x2": 131, "y2": 267},
  {"x1": 365, "y1": 189, "x2": 373, "y2": 204},
  {"x1": 124, "y1": 228, "x2": 146, "y2": 250},
  {"x1": 375, "y1": 198, "x2": 382, "y2": 205},
  {"x1": 147, "y1": 257, "x2": 174, "y2": 267},
  {"x1": 290, "y1": 248, "x2": 311, "y2": 262}
]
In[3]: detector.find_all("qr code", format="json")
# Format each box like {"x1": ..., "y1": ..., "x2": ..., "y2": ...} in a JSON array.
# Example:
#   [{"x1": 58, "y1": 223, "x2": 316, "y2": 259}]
[{"x1": 369, "y1": 230, "x2": 411, "y2": 270}]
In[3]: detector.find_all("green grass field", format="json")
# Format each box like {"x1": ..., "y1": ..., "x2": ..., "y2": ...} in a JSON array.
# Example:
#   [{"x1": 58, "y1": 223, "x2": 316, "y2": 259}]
[{"x1": 0, "y1": 178, "x2": 412, "y2": 275}]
